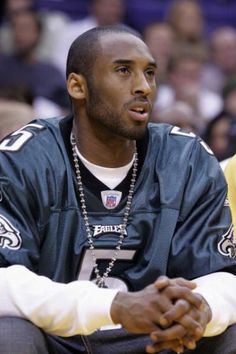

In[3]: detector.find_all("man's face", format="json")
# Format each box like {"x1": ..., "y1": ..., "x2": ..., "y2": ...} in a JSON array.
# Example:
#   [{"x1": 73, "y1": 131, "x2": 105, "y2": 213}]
[
  {"x1": 11, "y1": 12, "x2": 40, "y2": 56},
  {"x1": 85, "y1": 32, "x2": 157, "y2": 141},
  {"x1": 92, "y1": 0, "x2": 125, "y2": 26}
]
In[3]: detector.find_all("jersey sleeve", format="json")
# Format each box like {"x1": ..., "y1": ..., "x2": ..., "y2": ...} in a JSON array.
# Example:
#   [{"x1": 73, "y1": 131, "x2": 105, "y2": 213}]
[
  {"x1": 0, "y1": 123, "x2": 53, "y2": 269},
  {"x1": 167, "y1": 136, "x2": 236, "y2": 279}
]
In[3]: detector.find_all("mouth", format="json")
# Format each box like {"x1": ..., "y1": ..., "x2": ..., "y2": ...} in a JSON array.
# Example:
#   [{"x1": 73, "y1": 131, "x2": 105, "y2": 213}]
[{"x1": 128, "y1": 103, "x2": 150, "y2": 122}]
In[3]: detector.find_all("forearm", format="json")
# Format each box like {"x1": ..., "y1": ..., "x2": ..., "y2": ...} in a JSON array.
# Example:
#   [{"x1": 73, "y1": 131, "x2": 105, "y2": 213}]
[
  {"x1": 194, "y1": 272, "x2": 236, "y2": 336},
  {"x1": 0, "y1": 265, "x2": 118, "y2": 336}
]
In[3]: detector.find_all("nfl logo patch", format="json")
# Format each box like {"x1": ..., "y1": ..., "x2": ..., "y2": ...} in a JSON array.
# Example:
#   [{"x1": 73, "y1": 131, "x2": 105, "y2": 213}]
[{"x1": 101, "y1": 190, "x2": 122, "y2": 209}]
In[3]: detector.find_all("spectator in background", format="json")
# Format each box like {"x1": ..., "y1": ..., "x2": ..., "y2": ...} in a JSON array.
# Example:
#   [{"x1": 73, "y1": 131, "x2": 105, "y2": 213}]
[
  {"x1": 202, "y1": 26, "x2": 236, "y2": 94},
  {"x1": 165, "y1": 0, "x2": 207, "y2": 55},
  {"x1": 222, "y1": 79, "x2": 236, "y2": 117},
  {"x1": 155, "y1": 46, "x2": 223, "y2": 135},
  {"x1": 0, "y1": 82, "x2": 34, "y2": 107},
  {"x1": 2, "y1": 0, "x2": 32, "y2": 13},
  {"x1": 151, "y1": 101, "x2": 197, "y2": 134},
  {"x1": 0, "y1": 100, "x2": 34, "y2": 140},
  {"x1": 204, "y1": 110, "x2": 236, "y2": 162},
  {"x1": 143, "y1": 22, "x2": 175, "y2": 85},
  {"x1": 0, "y1": 0, "x2": 70, "y2": 62},
  {"x1": 0, "y1": 8, "x2": 70, "y2": 118},
  {"x1": 51, "y1": 0, "x2": 126, "y2": 74},
  {"x1": 204, "y1": 79, "x2": 236, "y2": 165},
  {"x1": 0, "y1": 79, "x2": 34, "y2": 140}
]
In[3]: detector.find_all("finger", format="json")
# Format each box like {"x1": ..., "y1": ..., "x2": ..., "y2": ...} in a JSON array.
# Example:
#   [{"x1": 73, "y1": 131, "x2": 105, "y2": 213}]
[
  {"x1": 150, "y1": 323, "x2": 187, "y2": 341},
  {"x1": 155, "y1": 277, "x2": 196, "y2": 291},
  {"x1": 146, "y1": 339, "x2": 184, "y2": 353},
  {"x1": 160, "y1": 304, "x2": 204, "y2": 338},
  {"x1": 174, "y1": 277, "x2": 197, "y2": 290},
  {"x1": 181, "y1": 335, "x2": 197, "y2": 350},
  {"x1": 154, "y1": 276, "x2": 171, "y2": 290},
  {"x1": 148, "y1": 289, "x2": 175, "y2": 315},
  {"x1": 177, "y1": 312, "x2": 204, "y2": 337},
  {"x1": 159, "y1": 299, "x2": 190, "y2": 327},
  {"x1": 174, "y1": 308, "x2": 205, "y2": 342},
  {"x1": 162, "y1": 286, "x2": 204, "y2": 309}
]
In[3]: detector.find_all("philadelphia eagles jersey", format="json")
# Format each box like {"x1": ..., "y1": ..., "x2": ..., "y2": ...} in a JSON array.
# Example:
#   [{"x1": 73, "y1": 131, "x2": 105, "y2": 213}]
[{"x1": 0, "y1": 115, "x2": 235, "y2": 293}]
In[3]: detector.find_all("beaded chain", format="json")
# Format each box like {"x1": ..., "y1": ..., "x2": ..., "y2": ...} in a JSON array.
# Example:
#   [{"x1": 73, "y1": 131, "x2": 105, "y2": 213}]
[{"x1": 71, "y1": 132, "x2": 138, "y2": 288}]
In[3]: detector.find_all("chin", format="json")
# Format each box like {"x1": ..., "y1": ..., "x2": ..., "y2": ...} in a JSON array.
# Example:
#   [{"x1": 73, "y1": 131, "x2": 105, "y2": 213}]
[{"x1": 123, "y1": 126, "x2": 147, "y2": 141}]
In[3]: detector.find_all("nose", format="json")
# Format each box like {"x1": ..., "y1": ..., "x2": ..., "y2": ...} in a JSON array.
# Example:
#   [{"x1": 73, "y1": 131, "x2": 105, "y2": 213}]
[{"x1": 132, "y1": 72, "x2": 153, "y2": 96}]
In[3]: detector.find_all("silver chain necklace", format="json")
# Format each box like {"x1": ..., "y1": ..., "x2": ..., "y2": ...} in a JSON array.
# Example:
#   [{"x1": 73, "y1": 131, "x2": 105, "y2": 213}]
[{"x1": 70, "y1": 132, "x2": 138, "y2": 288}]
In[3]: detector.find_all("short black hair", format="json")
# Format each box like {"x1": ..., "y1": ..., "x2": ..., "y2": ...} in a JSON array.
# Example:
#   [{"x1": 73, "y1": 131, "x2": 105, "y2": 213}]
[{"x1": 66, "y1": 24, "x2": 142, "y2": 80}]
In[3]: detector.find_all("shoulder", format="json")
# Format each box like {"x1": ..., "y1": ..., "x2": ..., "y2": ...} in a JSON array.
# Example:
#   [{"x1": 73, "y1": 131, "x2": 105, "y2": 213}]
[
  {"x1": 0, "y1": 117, "x2": 71, "y2": 198},
  {"x1": 148, "y1": 123, "x2": 224, "y2": 187},
  {"x1": 0, "y1": 117, "x2": 65, "y2": 168},
  {"x1": 148, "y1": 123, "x2": 213, "y2": 157}
]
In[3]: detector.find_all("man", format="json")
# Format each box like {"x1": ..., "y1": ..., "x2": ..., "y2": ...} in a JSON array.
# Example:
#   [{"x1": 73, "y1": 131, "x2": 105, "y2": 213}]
[{"x1": 0, "y1": 25, "x2": 235, "y2": 354}]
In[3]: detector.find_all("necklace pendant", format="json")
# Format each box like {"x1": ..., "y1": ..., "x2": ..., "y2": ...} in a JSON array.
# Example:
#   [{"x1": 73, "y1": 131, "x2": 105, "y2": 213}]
[{"x1": 96, "y1": 278, "x2": 108, "y2": 288}]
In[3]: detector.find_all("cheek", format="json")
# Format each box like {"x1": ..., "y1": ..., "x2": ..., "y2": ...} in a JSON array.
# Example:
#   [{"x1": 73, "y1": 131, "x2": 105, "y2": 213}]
[{"x1": 101, "y1": 85, "x2": 127, "y2": 109}]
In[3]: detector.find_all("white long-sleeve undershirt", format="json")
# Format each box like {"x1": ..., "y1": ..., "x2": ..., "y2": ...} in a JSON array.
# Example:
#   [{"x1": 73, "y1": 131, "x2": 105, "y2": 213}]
[
  {"x1": 0, "y1": 265, "x2": 118, "y2": 336},
  {"x1": 0, "y1": 265, "x2": 235, "y2": 337},
  {"x1": 194, "y1": 272, "x2": 236, "y2": 336}
]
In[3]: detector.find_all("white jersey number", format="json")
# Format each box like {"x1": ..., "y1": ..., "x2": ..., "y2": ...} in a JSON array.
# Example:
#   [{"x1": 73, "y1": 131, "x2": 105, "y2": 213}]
[
  {"x1": 170, "y1": 126, "x2": 214, "y2": 155},
  {"x1": 77, "y1": 248, "x2": 136, "y2": 291},
  {"x1": 0, "y1": 123, "x2": 44, "y2": 151}
]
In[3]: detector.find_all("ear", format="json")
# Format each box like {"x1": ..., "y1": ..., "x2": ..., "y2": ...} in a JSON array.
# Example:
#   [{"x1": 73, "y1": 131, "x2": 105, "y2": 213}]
[{"x1": 67, "y1": 73, "x2": 87, "y2": 100}]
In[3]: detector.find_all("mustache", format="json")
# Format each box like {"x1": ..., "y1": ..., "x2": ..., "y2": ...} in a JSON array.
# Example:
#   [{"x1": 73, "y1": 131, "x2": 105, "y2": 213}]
[{"x1": 124, "y1": 96, "x2": 152, "y2": 111}]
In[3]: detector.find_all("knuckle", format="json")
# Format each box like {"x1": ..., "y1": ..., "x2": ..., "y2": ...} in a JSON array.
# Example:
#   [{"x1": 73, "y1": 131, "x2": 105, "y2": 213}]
[{"x1": 176, "y1": 299, "x2": 190, "y2": 311}]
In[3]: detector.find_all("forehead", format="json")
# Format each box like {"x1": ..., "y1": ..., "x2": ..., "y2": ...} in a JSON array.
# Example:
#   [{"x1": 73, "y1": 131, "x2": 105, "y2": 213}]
[{"x1": 97, "y1": 32, "x2": 155, "y2": 65}]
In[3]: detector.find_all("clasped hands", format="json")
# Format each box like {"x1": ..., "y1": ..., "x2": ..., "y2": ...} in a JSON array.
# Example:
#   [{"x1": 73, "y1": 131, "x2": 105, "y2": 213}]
[{"x1": 111, "y1": 276, "x2": 212, "y2": 353}]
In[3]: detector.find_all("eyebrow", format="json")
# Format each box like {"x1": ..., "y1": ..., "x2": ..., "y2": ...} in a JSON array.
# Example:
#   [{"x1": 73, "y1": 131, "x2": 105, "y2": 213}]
[{"x1": 113, "y1": 59, "x2": 157, "y2": 68}]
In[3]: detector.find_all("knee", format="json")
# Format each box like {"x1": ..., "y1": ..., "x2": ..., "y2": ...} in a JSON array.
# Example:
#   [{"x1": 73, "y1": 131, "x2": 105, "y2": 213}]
[{"x1": 0, "y1": 317, "x2": 49, "y2": 354}]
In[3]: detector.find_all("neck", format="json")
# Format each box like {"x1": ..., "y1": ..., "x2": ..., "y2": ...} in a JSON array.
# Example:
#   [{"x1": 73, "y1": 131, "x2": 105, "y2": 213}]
[{"x1": 72, "y1": 121, "x2": 136, "y2": 168}]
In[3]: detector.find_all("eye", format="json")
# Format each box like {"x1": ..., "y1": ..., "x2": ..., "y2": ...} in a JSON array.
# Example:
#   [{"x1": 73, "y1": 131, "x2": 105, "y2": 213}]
[
  {"x1": 116, "y1": 66, "x2": 130, "y2": 75},
  {"x1": 146, "y1": 68, "x2": 156, "y2": 79}
]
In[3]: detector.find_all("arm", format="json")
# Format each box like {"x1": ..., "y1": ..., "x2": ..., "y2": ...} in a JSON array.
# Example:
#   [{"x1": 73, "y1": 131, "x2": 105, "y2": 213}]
[
  {"x1": 0, "y1": 129, "x2": 118, "y2": 336},
  {"x1": 194, "y1": 271, "x2": 236, "y2": 336},
  {"x1": 166, "y1": 135, "x2": 236, "y2": 328},
  {"x1": 144, "y1": 134, "x2": 236, "y2": 352},
  {"x1": 0, "y1": 264, "x2": 118, "y2": 336}
]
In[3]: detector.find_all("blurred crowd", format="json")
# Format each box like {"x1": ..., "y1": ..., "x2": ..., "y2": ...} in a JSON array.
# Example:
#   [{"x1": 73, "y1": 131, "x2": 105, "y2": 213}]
[{"x1": 0, "y1": 0, "x2": 236, "y2": 162}]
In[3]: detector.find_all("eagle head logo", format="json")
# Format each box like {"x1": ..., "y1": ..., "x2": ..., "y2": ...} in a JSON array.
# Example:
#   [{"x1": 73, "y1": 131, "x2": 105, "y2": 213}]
[
  {"x1": 0, "y1": 215, "x2": 22, "y2": 250},
  {"x1": 218, "y1": 224, "x2": 236, "y2": 259}
]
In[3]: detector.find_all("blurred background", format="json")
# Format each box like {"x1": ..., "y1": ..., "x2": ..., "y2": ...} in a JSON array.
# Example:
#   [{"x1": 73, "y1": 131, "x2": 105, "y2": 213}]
[{"x1": 0, "y1": 0, "x2": 236, "y2": 163}]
